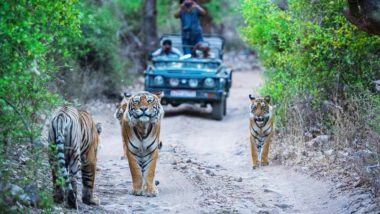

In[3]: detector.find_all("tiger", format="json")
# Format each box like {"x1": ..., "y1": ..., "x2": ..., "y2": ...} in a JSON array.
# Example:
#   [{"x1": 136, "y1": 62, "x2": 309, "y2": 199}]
[
  {"x1": 249, "y1": 95, "x2": 274, "y2": 169},
  {"x1": 116, "y1": 91, "x2": 164, "y2": 197},
  {"x1": 48, "y1": 106, "x2": 102, "y2": 208},
  {"x1": 78, "y1": 110, "x2": 102, "y2": 205}
]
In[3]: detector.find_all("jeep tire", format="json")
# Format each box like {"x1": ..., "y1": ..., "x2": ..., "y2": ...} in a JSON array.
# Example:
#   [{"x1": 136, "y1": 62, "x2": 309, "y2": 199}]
[{"x1": 212, "y1": 97, "x2": 225, "y2": 120}]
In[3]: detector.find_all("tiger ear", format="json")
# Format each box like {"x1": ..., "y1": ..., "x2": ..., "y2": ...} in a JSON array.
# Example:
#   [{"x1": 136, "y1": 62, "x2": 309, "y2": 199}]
[
  {"x1": 249, "y1": 94, "x2": 255, "y2": 101},
  {"x1": 264, "y1": 96, "x2": 271, "y2": 104},
  {"x1": 152, "y1": 91, "x2": 164, "y2": 100}
]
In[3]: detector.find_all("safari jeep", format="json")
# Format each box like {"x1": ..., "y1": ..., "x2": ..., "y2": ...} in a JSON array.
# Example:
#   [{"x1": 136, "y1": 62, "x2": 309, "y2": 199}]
[{"x1": 144, "y1": 34, "x2": 233, "y2": 120}]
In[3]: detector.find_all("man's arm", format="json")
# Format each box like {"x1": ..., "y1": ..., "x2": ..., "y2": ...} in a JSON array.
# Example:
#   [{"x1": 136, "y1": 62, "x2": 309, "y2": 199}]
[
  {"x1": 193, "y1": 2, "x2": 206, "y2": 16},
  {"x1": 172, "y1": 47, "x2": 183, "y2": 57},
  {"x1": 174, "y1": 8, "x2": 181, "y2": 18},
  {"x1": 152, "y1": 48, "x2": 163, "y2": 57},
  {"x1": 174, "y1": 2, "x2": 185, "y2": 18}
]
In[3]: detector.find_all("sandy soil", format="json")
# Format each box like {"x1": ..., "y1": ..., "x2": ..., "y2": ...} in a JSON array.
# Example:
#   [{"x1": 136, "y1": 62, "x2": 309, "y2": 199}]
[{"x1": 72, "y1": 57, "x2": 354, "y2": 213}]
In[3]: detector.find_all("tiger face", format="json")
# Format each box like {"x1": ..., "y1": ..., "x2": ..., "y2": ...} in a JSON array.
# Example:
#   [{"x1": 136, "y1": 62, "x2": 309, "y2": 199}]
[
  {"x1": 249, "y1": 95, "x2": 272, "y2": 127},
  {"x1": 124, "y1": 92, "x2": 164, "y2": 125}
]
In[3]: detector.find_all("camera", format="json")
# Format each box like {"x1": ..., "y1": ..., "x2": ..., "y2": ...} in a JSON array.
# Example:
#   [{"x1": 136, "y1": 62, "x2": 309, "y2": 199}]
[{"x1": 184, "y1": 2, "x2": 193, "y2": 9}]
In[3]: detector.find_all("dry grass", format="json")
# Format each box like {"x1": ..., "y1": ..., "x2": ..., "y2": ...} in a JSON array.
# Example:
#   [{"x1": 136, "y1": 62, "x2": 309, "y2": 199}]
[{"x1": 271, "y1": 92, "x2": 380, "y2": 196}]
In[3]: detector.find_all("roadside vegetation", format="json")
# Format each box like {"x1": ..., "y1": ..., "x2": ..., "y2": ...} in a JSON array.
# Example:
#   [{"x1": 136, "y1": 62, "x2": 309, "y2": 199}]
[
  {"x1": 242, "y1": 0, "x2": 380, "y2": 196},
  {"x1": 0, "y1": 1, "x2": 80, "y2": 211},
  {"x1": 0, "y1": 0, "x2": 144, "y2": 211}
]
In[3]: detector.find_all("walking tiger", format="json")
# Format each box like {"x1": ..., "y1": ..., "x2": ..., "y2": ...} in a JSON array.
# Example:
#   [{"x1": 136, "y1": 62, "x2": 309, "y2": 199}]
[
  {"x1": 48, "y1": 106, "x2": 102, "y2": 208},
  {"x1": 116, "y1": 91, "x2": 164, "y2": 197}
]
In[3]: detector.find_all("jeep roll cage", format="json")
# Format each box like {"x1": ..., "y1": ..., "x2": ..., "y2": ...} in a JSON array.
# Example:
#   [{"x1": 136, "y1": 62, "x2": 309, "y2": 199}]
[{"x1": 158, "y1": 34, "x2": 225, "y2": 60}]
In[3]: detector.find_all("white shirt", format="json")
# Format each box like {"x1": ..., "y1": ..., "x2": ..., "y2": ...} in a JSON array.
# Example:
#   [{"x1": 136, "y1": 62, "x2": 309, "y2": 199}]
[{"x1": 152, "y1": 47, "x2": 182, "y2": 58}]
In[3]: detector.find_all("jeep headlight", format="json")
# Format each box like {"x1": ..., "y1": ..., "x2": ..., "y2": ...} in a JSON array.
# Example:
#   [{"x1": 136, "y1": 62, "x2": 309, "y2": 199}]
[
  {"x1": 204, "y1": 78, "x2": 215, "y2": 88},
  {"x1": 154, "y1": 76, "x2": 164, "y2": 86},
  {"x1": 169, "y1": 78, "x2": 179, "y2": 87},
  {"x1": 189, "y1": 79, "x2": 199, "y2": 88},
  {"x1": 219, "y1": 78, "x2": 226, "y2": 87}
]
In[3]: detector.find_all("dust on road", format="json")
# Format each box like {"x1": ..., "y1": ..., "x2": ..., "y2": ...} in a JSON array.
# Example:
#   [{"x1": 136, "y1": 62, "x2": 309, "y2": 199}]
[{"x1": 77, "y1": 55, "x2": 350, "y2": 213}]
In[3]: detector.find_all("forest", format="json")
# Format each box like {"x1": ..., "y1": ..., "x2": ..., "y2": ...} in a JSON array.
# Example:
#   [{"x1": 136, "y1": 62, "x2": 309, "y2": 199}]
[{"x1": 0, "y1": 0, "x2": 379, "y2": 213}]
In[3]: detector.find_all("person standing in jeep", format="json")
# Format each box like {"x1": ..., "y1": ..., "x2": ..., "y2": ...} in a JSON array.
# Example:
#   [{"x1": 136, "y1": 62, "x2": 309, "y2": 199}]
[{"x1": 174, "y1": 0, "x2": 207, "y2": 55}]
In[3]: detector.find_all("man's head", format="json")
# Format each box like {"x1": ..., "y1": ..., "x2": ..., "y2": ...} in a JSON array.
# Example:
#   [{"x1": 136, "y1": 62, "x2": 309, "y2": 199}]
[
  {"x1": 192, "y1": 42, "x2": 210, "y2": 58},
  {"x1": 181, "y1": 0, "x2": 195, "y2": 3},
  {"x1": 181, "y1": 0, "x2": 195, "y2": 9},
  {"x1": 162, "y1": 40, "x2": 172, "y2": 54}
]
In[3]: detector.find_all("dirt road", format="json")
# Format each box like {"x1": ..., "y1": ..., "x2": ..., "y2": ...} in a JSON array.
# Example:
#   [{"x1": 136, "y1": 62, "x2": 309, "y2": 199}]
[{"x1": 78, "y1": 57, "x2": 351, "y2": 213}]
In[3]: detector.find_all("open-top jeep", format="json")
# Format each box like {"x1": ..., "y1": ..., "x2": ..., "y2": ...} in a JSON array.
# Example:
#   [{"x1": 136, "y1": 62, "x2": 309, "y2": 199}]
[{"x1": 144, "y1": 34, "x2": 233, "y2": 120}]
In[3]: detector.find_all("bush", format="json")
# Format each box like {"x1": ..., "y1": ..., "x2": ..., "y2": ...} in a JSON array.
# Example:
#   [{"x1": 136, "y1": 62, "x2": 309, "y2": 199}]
[
  {"x1": 57, "y1": 0, "x2": 141, "y2": 101},
  {"x1": 242, "y1": 0, "x2": 380, "y2": 195},
  {"x1": 0, "y1": 0, "x2": 82, "y2": 211},
  {"x1": 242, "y1": 0, "x2": 380, "y2": 116}
]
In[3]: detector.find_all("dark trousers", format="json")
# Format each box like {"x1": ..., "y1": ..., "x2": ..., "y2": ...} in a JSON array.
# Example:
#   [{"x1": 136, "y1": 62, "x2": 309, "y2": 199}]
[{"x1": 182, "y1": 32, "x2": 203, "y2": 55}]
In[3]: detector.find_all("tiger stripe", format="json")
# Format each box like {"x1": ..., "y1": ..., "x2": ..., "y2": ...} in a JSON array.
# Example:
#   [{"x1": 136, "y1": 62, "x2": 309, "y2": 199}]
[
  {"x1": 48, "y1": 106, "x2": 81, "y2": 208},
  {"x1": 116, "y1": 91, "x2": 164, "y2": 197},
  {"x1": 48, "y1": 107, "x2": 102, "y2": 208},
  {"x1": 249, "y1": 95, "x2": 274, "y2": 169},
  {"x1": 79, "y1": 110, "x2": 102, "y2": 205}
]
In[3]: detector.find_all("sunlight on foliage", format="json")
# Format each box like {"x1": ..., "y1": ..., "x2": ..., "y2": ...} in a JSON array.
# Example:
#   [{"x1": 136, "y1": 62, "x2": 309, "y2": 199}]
[
  {"x1": 0, "y1": 0, "x2": 82, "y2": 211},
  {"x1": 241, "y1": 0, "x2": 380, "y2": 126}
]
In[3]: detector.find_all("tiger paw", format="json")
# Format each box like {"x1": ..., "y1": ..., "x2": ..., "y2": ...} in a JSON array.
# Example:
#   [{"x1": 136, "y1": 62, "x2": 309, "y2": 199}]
[
  {"x1": 53, "y1": 188, "x2": 64, "y2": 203},
  {"x1": 261, "y1": 162, "x2": 269, "y2": 166},
  {"x1": 144, "y1": 186, "x2": 159, "y2": 197},
  {"x1": 131, "y1": 188, "x2": 143, "y2": 196},
  {"x1": 67, "y1": 190, "x2": 78, "y2": 209},
  {"x1": 252, "y1": 165, "x2": 259, "y2": 170},
  {"x1": 82, "y1": 195, "x2": 100, "y2": 206}
]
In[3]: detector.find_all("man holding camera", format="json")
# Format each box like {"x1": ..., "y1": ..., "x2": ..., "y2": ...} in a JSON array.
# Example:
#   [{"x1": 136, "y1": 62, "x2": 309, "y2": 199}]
[
  {"x1": 174, "y1": 0, "x2": 207, "y2": 55},
  {"x1": 152, "y1": 39, "x2": 182, "y2": 58}
]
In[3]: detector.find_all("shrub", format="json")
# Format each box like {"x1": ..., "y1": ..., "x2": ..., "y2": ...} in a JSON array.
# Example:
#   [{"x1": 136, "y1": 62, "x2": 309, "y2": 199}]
[
  {"x1": 57, "y1": 0, "x2": 141, "y2": 101},
  {"x1": 0, "y1": 0, "x2": 81, "y2": 211},
  {"x1": 241, "y1": 0, "x2": 380, "y2": 118},
  {"x1": 241, "y1": 0, "x2": 380, "y2": 195}
]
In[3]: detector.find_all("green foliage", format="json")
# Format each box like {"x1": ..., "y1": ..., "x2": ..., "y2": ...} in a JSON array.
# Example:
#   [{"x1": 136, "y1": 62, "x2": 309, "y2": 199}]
[
  {"x1": 241, "y1": 0, "x2": 380, "y2": 126},
  {"x1": 0, "y1": 0, "x2": 145, "y2": 210},
  {"x1": 59, "y1": 0, "x2": 140, "y2": 100},
  {"x1": 0, "y1": 0, "x2": 81, "y2": 210},
  {"x1": 0, "y1": 0, "x2": 81, "y2": 139},
  {"x1": 204, "y1": 1, "x2": 222, "y2": 23},
  {"x1": 156, "y1": 0, "x2": 181, "y2": 33},
  {"x1": 37, "y1": 191, "x2": 54, "y2": 209},
  {"x1": 0, "y1": 0, "x2": 81, "y2": 146},
  {"x1": 367, "y1": 94, "x2": 380, "y2": 133}
]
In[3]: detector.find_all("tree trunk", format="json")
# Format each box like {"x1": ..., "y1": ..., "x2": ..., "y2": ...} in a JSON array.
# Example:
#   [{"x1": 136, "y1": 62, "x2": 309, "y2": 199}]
[
  {"x1": 343, "y1": 0, "x2": 380, "y2": 36},
  {"x1": 143, "y1": 0, "x2": 158, "y2": 52}
]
